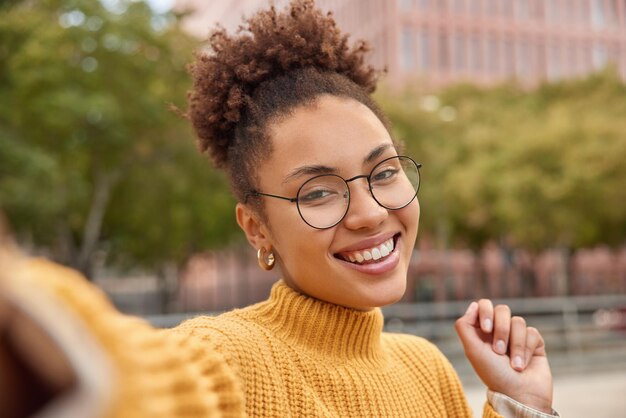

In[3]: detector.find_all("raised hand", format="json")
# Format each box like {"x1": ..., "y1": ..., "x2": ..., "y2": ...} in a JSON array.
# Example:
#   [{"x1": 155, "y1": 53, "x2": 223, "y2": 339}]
[{"x1": 455, "y1": 299, "x2": 553, "y2": 413}]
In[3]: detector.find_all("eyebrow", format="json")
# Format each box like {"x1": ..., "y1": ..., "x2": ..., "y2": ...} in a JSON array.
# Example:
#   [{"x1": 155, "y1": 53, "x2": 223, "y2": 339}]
[
  {"x1": 282, "y1": 143, "x2": 395, "y2": 184},
  {"x1": 365, "y1": 143, "x2": 394, "y2": 164}
]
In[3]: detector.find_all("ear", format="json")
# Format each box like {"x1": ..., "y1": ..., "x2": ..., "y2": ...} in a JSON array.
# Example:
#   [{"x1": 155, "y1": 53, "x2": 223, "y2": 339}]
[{"x1": 235, "y1": 203, "x2": 272, "y2": 251}]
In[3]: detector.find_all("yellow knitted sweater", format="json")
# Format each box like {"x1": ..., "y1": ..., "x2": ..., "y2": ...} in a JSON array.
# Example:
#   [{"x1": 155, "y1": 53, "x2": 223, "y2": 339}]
[
  {"x1": 1, "y1": 253, "x2": 244, "y2": 418},
  {"x1": 176, "y1": 280, "x2": 502, "y2": 418},
  {"x1": 2, "y1": 250, "x2": 503, "y2": 417}
]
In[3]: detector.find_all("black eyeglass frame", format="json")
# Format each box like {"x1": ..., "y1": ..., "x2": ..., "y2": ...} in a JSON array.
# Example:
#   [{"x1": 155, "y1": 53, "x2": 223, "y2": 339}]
[{"x1": 246, "y1": 155, "x2": 422, "y2": 230}]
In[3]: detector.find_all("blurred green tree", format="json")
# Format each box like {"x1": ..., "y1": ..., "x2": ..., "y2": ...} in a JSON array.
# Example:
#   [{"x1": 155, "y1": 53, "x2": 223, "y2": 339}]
[
  {"x1": 0, "y1": 0, "x2": 240, "y2": 278},
  {"x1": 379, "y1": 70, "x2": 626, "y2": 250}
]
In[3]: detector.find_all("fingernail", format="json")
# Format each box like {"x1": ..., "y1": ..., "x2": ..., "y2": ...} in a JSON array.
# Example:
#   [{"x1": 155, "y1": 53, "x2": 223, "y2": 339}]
[
  {"x1": 465, "y1": 302, "x2": 477, "y2": 315},
  {"x1": 495, "y1": 340, "x2": 506, "y2": 354},
  {"x1": 513, "y1": 356, "x2": 524, "y2": 370},
  {"x1": 483, "y1": 318, "x2": 492, "y2": 332}
]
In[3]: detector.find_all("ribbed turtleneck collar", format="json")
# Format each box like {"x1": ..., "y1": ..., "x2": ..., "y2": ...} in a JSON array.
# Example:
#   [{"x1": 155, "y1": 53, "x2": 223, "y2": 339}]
[{"x1": 239, "y1": 280, "x2": 385, "y2": 365}]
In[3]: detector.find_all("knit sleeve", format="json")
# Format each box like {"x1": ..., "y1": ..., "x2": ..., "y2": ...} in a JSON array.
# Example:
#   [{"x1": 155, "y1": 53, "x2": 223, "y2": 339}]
[{"x1": 0, "y1": 254, "x2": 244, "y2": 418}]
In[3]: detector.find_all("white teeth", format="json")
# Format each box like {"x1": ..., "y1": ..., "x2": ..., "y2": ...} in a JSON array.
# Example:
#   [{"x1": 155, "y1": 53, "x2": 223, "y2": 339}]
[{"x1": 341, "y1": 237, "x2": 396, "y2": 264}]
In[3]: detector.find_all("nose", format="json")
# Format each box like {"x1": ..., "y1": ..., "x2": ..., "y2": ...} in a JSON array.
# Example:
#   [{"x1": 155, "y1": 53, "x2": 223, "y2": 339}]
[{"x1": 342, "y1": 179, "x2": 388, "y2": 230}]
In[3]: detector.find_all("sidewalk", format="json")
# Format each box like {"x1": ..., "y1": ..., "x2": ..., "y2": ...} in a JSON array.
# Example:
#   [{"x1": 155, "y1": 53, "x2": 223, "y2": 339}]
[{"x1": 464, "y1": 369, "x2": 626, "y2": 417}]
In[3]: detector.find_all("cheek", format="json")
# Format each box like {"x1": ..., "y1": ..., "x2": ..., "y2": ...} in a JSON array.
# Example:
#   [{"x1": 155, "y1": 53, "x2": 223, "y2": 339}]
[
  {"x1": 264, "y1": 201, "x2": 303, "y2": 240},
  {"x1": 267, "y1": 210, "x2": 335, "y2": 263},
  {"x1": 399, "y1": 198, "x2": 420, "y2": 231}
]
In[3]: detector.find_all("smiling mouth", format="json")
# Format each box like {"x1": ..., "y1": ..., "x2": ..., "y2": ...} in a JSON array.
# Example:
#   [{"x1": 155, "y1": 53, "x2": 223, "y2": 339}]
[{"x1": 334, "y1": 234, "x2": 400, "y2": 265}]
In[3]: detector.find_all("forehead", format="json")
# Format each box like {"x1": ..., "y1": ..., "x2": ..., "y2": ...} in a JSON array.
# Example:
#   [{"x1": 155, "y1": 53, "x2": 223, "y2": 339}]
[{"x1": 266, "y1": 95, "x2": 393, "y2": 173}]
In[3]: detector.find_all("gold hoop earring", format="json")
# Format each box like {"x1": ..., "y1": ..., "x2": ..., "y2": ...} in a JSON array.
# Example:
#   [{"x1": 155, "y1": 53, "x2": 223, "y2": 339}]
[{"x1": 257, "y1": 247, "x2": 275, "y2": 271}]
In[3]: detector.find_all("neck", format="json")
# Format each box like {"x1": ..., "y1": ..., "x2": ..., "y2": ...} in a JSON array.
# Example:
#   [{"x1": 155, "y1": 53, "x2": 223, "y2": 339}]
[
  {"x1": 280, "y1": 277, "x2": 376, "y2": 312},
  {"x1": 244, "y1": 280, "x2": 385, "y2": 365}
]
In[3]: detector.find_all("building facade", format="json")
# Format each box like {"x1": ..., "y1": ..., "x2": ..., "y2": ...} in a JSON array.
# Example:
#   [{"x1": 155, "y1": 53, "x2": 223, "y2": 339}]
[{"x1": 176, "y1": 0, "x2": 626, "y2": 88}]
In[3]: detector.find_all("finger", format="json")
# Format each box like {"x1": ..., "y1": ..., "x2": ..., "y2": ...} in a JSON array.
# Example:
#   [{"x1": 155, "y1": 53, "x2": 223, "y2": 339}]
[
  {"x1": 477, "y1": 299, "x2": 494, "y2": 333},
  {"x1": 454, "y1": 301, "x2": 479, "y2": 345},
  {"x1": 466, "y1": 300, "x2": 479, "y2": 322},
  {"x1": 492, "y1": 304, "x2": 511, "y2": 355},
  {"x1": 509, "y1": 316, "x2": 527, "y2": 371},
  {"x1": 524, "y1": 326, "x2": 546, "y2": 366},
  {"x1": 456, "y1": 301, "x2": 479, "y2": 326}
]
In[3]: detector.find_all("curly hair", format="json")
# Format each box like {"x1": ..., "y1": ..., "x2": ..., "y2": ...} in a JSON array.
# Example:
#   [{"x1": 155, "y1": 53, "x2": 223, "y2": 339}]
[{"x1": 187, "y1": 0, "x2": 388, "y2": 204}]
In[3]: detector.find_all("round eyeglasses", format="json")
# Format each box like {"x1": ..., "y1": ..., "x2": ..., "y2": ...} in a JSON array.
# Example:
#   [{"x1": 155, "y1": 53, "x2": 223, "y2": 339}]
[{"x1": 247, "y1": 155, "x2": 421, "y2": 229}]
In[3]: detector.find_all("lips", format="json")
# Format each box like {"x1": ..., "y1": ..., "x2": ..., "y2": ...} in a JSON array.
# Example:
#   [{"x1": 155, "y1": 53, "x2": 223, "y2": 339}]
[{"x1": 335, "y1": 234, "x2": 399, "y2": 265}]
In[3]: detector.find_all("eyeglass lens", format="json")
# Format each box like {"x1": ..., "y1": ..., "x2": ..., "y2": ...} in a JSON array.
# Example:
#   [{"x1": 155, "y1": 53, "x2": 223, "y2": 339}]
[{"x1": 296, "y1": 156, "x2": 420, "y2": 229}]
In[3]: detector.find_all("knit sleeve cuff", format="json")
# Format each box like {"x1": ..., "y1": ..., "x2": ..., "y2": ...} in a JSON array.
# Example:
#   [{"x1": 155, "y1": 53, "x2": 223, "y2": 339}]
[
  {"x1": 2, "y1": 264, "x2": 114, "y2": 418},
  {"x1": 488, "y1": 390, "x2": 559, "y2": 418}
]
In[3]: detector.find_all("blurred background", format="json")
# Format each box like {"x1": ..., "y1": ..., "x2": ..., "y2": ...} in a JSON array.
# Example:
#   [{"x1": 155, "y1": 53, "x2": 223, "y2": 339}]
[{"x1": 1, "y1": 0, "x2": 625, "y2": 416}]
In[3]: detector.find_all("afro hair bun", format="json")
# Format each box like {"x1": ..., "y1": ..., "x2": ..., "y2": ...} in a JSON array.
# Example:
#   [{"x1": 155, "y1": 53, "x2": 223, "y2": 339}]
[{"x1": 187, "y1": 0, "x2": 381, "y2": 168}]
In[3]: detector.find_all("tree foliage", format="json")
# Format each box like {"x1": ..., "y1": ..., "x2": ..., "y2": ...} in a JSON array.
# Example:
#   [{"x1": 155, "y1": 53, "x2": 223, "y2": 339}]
[
  {"x1": 2, "y1": 0, "x2": 624, "y2": 278},
  {"x1": 0, "y1": 0, "x2": 240, "y2": 277},
  {"x1": 378, "y1": 69, "x2": 626, "y2": 250}
]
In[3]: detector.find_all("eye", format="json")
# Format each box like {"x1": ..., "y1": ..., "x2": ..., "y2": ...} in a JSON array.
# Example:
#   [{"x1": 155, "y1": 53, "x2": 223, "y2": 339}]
[
  {"x1": 300, "y1": 190, "x2": 333, "y2": 202},
  {"x1": 298, "y1": 188, "x2": 337, "y2": 204},
  {"x1": 372, "y1": 167, "x2": 399, "y2": 183}
]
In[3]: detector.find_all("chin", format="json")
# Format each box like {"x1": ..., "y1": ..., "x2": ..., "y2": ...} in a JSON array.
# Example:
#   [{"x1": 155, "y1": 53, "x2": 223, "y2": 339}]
[
  {"x1": 377, "y1": 284, "x2": 406, "y2": 307},
  {"x1": 354, "y1": 276, "x2": 407, "y2": 309}
]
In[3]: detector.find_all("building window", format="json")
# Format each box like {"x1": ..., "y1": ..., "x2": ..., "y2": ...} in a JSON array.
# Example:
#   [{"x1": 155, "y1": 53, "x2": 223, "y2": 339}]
[
  {"x1": 545, "y1": 0, "x2": 559, "y2": 22},
  {"x1": 609, "y1": 43, "x2": 620, "y2": 66},
  {"x1": 469, "y1": 35, "x2": 482, "y2": 72},
  {"x1": 438, "y1": 31, "x2": 449, "y2": 71},
  {"x1": 418, "y1": 29, "x2": 431, "y2": 70},
  {"x1": 470, "y1": 0, "x2": 481, "y2": 15},
  {"x1": 579, "y1": 0, "x2": 590, "y2": 25},
  {"x1": 399, "y1": 0, "x2": 413, "y2": 11},
  {"x1": 454, "y1": 0, "x2": 465, "y2": 14},
  {"x1": 515, "y1": 0, "x2": 530, "y2": 19},
  {"x1": 417, "y1": 0, "x2": 429, "y2": 11},
  {"x1": 607, "y1": 0, "x2": 619, "y2": 26},
  {"x1": 567, "y1": 41, "x2": 579, "y2": 76},
  {"x1": 547, "y1": 43, "x2": 562, "y2": 80},
  {"x1": 621, "y1": 45, "x2": 626, "y2": 79},
  {"x1": 593, "y1": 43, "x2": 608, "y2": 69},
  {"x1": 584, "y1": 43, "x2": 593, "y2": 72},
  {"x1": 569, "y1": 0, "x2": 579, "y2": 24},
  {"x1": 591, "y1": 0, "x2": 606, "y2": 28},
  {"x1": 401, "y1": 27, "x2": 415, "y2": 71},
  {"x1": 528, "y1": 0, "x2": 540, "y2": 19},
  {"x1": 487, "y1": 35, "x2": 499, "y2": 72},
  {"x1": 562, "y1": 0, "x2": 575, "y2": 22},
  {"x1": 516, "y1": 40, "x2": 530, "y2": 77},
  {"x1": 504, "y1": 38, "x2": 515, "y2": 75},
  {"x1": 453, "y1": 33, "x2": 466, "y2": 72},
  {"x1": 501, "y1": 0, "x2": 514, "y2": 16},
  {"x1": 532, "y1": 42, "x2": 543, "y2": 77}
]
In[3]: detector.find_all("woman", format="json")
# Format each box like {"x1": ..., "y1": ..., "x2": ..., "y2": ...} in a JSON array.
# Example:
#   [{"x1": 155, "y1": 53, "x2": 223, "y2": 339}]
[
  {"x1": 0, "y1": 1, "x2": 555, "y2": 417},
  {"x1": 179, "y1": 0, "x2": 555, "y2": 416}
]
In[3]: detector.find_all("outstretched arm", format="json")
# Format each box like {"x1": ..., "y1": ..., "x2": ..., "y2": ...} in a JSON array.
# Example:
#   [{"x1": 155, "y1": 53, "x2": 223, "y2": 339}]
[
  {"x1": 0, "y1": 251, "x2": 244, "y2": 418},
  {"x1": 0, "y1": 296, "x2": 77, "y2": 418}
]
